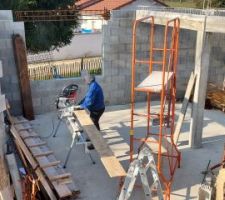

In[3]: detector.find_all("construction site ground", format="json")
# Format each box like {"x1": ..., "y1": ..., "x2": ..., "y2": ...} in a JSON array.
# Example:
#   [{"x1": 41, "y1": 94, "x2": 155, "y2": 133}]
[{"x1": 31, "y1": 102, "x2": 225, "y2": 200}]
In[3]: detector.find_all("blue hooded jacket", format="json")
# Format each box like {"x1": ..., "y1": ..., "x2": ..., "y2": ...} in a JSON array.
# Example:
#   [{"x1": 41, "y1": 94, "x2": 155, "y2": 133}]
[{"x1": 79, "y1": 80, "x2": 105, "y2": 111}]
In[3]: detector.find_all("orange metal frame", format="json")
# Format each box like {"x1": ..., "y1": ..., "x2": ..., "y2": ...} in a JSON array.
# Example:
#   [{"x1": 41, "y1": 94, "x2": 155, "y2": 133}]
[{"x1": 130, "y1": 16, "x2": 181, "y2": 199}]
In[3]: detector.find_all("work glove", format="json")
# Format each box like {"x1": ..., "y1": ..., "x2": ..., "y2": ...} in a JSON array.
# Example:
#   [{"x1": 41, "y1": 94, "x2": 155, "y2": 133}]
[{"x1": 74, "y1": 105, "x2": 83, "y2": 110}]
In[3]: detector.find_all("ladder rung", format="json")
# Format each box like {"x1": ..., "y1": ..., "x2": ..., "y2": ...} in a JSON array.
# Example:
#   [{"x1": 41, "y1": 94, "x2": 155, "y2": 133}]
[
  {"x1": 153, "y1": 48, "x2": 175, "y2": 51},
  {"x1": 135, "y1": 60, "x2": 163, "y2": 65},
  {"x1": 152, "y1": 61, "x2": 163, "y2": 64},
  {"x1": 135, "y1": 60, "x2": 150, "y2": 64},
  {"x1": 33, "y1": 151, "x2": 54, "y2": 157},
  {"x1": 40, "y1": 161, "x2": 61, "y2": 168},
  {"x1": 133, "y1": 112, "x2": 168, "y2": 118}
]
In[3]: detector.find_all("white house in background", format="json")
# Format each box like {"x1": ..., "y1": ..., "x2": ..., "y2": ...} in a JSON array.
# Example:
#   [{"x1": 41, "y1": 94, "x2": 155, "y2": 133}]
[{"x1": 29, "y1": 0, "x2": 166, "y2": 62}]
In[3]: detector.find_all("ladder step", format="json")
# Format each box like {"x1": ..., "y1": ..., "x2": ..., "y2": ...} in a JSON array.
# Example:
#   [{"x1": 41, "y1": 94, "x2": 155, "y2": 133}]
[
  {"x1": 135, "y1": 60, "x2": 163, "y2": 65},
  {"x1": 135, "y1": 60, "x2": 150, "y2": 64},
  {"x1": 136, "y1": 71, "x2": 173, "y2": 93},
  {"x1": 28, "y1": 141, "x2": 47, "y2": 148},
  {"x1": 40, "y1": 161, "x2": 61, "y2": 168},
  {"x1": 152, "y1": 61, "x2": 163, "y2": 64},
  {"x1": 33, "y1": 151, "x2": 54, "y2": 158}
]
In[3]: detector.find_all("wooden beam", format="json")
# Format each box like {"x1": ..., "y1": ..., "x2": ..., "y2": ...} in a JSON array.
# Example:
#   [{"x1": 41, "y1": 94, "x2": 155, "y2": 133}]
[
  {"x1": 6, "y1": 153, "x2": 23, "y2": 200},
  {"x1": 12, "y1": 34, "x2": 34, "y2": 120},
  {"x1": 10, "y1": 126, "x2": 57, "y2": 200},
  {"x1": 174, "y1": 72, "x2": 196, "y2": 145},
  {"x1": 74, "y1": 110, "x2": 126, "y2": 177},
  {"x1": 189, "y1": 18, "x2": 212, "y2": 148}
]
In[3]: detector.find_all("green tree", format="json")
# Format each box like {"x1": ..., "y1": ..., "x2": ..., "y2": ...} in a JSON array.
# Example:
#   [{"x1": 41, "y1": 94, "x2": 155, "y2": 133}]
[
  {"x1": 0, "y1": 0, "x2": 79, "y2": 53},
  {"x1": 196, "y1": 0, "x2": 225, "y2": 9}
]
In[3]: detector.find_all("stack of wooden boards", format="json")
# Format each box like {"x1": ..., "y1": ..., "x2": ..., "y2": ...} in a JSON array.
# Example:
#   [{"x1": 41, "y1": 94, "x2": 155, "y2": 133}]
[
  {"x1": 9, "y1": 115, "x2": 80, "y2": 200},
  {"x1": 207, "y1": 84, "x2": 225, "y2": 112}
]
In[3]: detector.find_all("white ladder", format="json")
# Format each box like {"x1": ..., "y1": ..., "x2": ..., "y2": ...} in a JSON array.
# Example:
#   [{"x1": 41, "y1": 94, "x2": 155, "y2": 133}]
[{"x1": 118, "y1": 147, "x2": 164, "y2": 200}]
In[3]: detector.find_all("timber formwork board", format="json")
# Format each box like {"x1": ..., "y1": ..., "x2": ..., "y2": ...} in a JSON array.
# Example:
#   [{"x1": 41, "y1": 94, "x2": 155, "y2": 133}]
[
  {"x1": 10, "y1": 116, "x2": 80, "y2": 199},
  {"x1": 73, "y1": 110, "x2": 126, "y2": 178}
]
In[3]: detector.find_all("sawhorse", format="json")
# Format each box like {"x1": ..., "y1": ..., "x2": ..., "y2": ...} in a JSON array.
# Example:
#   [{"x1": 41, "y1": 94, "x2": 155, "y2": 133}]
[{"x1": 52, "y1": 107, "x2": 95, "y2": 167}]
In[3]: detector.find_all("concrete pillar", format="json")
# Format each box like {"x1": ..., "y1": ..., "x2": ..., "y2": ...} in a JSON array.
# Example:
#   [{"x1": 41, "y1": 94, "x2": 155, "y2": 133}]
[{"x1": 189, "y1": 19, "x2": 212, "y2": 148}]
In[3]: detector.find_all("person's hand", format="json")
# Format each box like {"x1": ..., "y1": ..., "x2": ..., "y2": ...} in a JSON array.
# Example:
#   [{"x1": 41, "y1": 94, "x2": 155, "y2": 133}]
[{"x1": 74, "y1": 105, "x2": 83, "y2": 110}]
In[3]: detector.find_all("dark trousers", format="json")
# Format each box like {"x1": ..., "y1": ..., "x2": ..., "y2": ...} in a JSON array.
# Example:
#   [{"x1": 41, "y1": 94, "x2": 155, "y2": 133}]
[{"x1": 90, "y1": 107, "x2": 105, "y2": 131}]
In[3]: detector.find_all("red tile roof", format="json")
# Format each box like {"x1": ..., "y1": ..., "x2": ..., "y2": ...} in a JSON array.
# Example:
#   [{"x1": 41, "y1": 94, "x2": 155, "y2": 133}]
[{"x1": 76, "y1": 0, "x2": 167, "y2": 11}]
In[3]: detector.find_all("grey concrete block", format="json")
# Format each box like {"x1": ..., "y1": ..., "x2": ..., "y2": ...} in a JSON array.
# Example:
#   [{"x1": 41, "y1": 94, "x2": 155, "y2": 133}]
[
  {"x1": 12, "y1": 92, "x2": 21, "y2": 101},
  {"x1": 32, "y1": 97, "x2": 41, "y2": 107},
  {"x1": 10, "y1": 75, "x2": 19, "y2": 84}
]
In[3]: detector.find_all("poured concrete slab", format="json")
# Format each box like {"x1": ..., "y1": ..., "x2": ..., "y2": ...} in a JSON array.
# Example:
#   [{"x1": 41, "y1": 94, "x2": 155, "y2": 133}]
[{"x1": 31, "y1": 102, "x2": 225, "y2": 200}]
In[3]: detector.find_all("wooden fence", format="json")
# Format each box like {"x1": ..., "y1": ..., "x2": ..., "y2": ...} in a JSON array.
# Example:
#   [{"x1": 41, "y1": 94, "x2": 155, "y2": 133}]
[{"x1": 28, "y1": 57, "x2": 102, "y2": 80}]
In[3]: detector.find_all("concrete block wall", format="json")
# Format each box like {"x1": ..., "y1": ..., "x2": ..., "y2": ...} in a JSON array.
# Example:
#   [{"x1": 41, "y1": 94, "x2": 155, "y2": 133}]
[
  {"x1": 30, "y1": 78, "x2": 88, "y2": 114},
  {"x1": 103, "y1": 9, "x2": 225, "y2": 104},
  {"x1": 103, "y1": 10, "x2": 197, "y2": 105},
  {"x1": 20, "y1": 10, "x2": 225, "y2": 114},
  {"x1": 208, "y1": 33, "x2": 225, "y2": 88},
  {"x1": 0, "y1": 10, "x2": 25, "y2": 115}
]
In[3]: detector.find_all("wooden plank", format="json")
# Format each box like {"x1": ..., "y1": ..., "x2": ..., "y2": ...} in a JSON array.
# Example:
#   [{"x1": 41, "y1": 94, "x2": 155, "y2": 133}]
[
  {"x1": 40, "y1": 161, "x2": 61, "y2": 169},
  {"x1": 23, "y1": 134, "x2": 39, "y2": 139},
  {"x1": 33, "y1": 151, "x2": 54, "y2": 158},
  {"x1": 49, "y1": 173, "x2": 71, "y2": 181},
  {"x1": 12, "y1": 34, "x2": 34, "y2": 120},
  {"x1": 24, "y1": 139, "x2": 73, "y2": 198},
  {"x1": 174, "y1": 72, "x2": 196, "y2": 145},
  {"x1": 11, "y1": 126, "x2": 75, "y2": 199},
  {"x1": 28, "y1": 141, "x2": 47, "y2": 148},
  {"x1": 10, "y1": 126, "x2": 57, "y2": 200},
  {"x1": 14, "y1": 123, "x2": 32, "y2": 131},
  {"x1": 216, "y1": 168, "x2": 225, "y2": 200},
  {"x1": 136, "y1": 71, "x2": 173, "y2": 92},
  {"x1": 12, "y1": 116, "x2": 29, "y2": 124},
  {"x1": 6, "y1": 153, "x2": 23, "y2": 200},
  {"x1": 74, "y1": 110, "x2": 126, "y2": 177}
]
